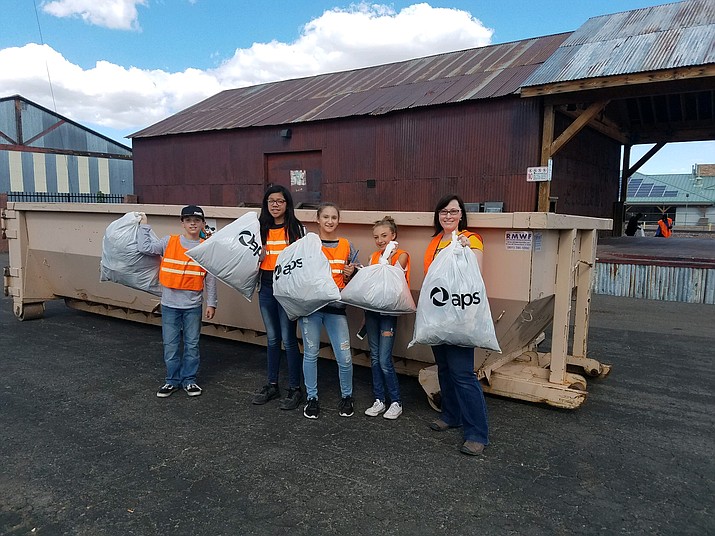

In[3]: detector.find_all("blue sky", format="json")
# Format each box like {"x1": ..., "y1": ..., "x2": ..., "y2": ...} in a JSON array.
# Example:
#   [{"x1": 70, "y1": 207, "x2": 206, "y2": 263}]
[{"x1": 1, "y1": 0, "x2": 712, "y2": 174}]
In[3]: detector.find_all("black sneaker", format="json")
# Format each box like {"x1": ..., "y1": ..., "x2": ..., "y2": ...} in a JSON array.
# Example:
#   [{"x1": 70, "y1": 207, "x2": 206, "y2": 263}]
[
  {"x1": 157, "y1": 383, "x2": 178, "y2": 398},
  {"x1": 303, "y1": 398, "x2": 320, "y2": 419},
  {"x1": 184, "y1": 383, "x2": 202, "y2": 397},
  {"x1": 338, "y1": 396, "x2": 354, "y2": 417},
  {"x1": 279, "y1": 387, "x2": 303, "y2": 411},
  {"x1": 252, "y1": 383, "x2": 280, "y2": 405}
]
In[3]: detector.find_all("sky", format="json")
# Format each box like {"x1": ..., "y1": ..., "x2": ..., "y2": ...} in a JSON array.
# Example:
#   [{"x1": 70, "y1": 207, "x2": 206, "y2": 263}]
[{"x1": 1, "y1": 0, "x2": 713, "y2": 175}]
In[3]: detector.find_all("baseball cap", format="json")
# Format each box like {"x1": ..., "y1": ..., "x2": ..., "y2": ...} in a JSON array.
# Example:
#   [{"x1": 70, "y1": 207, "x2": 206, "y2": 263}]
[{"x1": 180, "y1": 205, "x2": 205, "y2": 220}]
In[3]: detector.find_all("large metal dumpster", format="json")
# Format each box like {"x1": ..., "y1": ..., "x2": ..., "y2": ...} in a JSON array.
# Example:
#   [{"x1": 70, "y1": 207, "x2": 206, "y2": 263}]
[{"x1": 2, "y1": 202, "x2": 612, "y2": 409}]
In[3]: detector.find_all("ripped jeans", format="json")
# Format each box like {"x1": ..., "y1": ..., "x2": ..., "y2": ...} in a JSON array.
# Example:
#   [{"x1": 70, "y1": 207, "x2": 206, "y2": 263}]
[
  {"x1": 301, "y1": 309, "x2": 353, "y2": 399},
  {"x1": 364, "y1": 311, "x2": 401, "y2": 403}
]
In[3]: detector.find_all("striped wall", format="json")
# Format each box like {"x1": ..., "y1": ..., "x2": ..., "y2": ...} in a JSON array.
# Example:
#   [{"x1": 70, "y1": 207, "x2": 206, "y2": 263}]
[
  {"x1": 0, "y1": 149, "x2": 133, "y2": 195},
  {"x1": 594, "y1": 262, "x2": 715, "y2": 304}
]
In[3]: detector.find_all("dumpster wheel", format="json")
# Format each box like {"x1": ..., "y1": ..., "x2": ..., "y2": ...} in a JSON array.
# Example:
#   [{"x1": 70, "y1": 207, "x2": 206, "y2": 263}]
[{"x1": 15, "y1": 302, "x2": 45, "y2": 321}]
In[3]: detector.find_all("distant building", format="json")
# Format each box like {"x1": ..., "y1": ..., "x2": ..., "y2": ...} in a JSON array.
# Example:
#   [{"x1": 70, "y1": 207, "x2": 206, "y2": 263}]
[
  {"x1": 625, "y1": 164, "x2": 715, "y2": 227},
  {"x1": 0, "y1": 95, "x2": 133, "y2": 201}
]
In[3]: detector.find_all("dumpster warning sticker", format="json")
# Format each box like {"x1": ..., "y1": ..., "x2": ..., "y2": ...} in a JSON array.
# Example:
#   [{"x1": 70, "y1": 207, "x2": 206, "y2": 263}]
[{"x1": 505, "y1": 231, "x2": 533, "y2": 251}]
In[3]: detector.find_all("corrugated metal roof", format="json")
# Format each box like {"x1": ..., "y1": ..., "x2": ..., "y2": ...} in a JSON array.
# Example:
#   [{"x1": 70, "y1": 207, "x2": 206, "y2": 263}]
[
  {"x1": 523, "y1": 0, "x2": 715, "y2": 87},
  {"x1": 131, "y1": 33, "x2": 570, "y2": 138},
  {"x1": 627, "y1": 171, "x2": 715, "y2": 205}
]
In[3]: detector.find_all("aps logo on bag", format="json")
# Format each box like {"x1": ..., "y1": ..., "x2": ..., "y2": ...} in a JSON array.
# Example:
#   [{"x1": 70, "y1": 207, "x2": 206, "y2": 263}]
[
  {"x1": 274, "y1": 258, "x2": 303, "y2": 281},
  {"x1": 430, "y1": 286, "x2": 481, "y2": 309},
  {"x1": 238, "y1": 230, "x2": 262, "y2": 256}
]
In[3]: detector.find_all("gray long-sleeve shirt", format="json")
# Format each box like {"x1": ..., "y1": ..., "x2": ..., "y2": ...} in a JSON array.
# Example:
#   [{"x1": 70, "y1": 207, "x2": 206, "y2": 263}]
[{"x1": 137, "y1": 225, "x2": 218, "y2": 310}]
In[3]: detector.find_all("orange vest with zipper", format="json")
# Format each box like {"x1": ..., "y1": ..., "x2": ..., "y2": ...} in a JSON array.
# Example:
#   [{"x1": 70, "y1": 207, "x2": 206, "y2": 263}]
[
  {"x1": 370, "y1": 248, "x2": 411, "y2": 287},
  {"x1": 159, "y1": 235, "x2": 206, "y2": 291},
  {"x1": 423, "y1": 231, "x2": 483, "y2": 274},
  {"x1": 322, "y1": 238, "x2": 351, "y2": 289}
]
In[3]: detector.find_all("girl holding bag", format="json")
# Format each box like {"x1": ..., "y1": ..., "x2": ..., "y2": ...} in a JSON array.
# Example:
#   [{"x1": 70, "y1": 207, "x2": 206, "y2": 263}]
[
  {"x1": 252, "y1": 185, "x2": 305, "y2": 410},
  {"x1": 424, "y1": 194, "x2": 489, "y2": 456},
  {"x1": 364, "y1": 216, "x2": 410, "y2": 420},
  {"x1": 301, "y1": 203, "x2": 359, "y2": 419}
]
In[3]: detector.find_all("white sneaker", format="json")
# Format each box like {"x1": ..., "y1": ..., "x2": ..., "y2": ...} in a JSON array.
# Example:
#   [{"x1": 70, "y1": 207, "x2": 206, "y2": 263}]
[
  {"x1": 364, "y1": 399, "x2": 385, "y2": 417},
  {"x1": 383, "y1": 402, "x2": 402, "y2": 420}
]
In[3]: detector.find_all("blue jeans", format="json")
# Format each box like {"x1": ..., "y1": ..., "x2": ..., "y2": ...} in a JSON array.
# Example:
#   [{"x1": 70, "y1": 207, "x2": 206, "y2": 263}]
[
  {"x1": 364, "y1": 311, "x2": 401, "y2": 403},
  {"x1": 259, "y1": 279, "x2": 301, "y2": 389},
  {"x1": 432, "y1": 344, "x2": 489, "y2": 444},
  {"x1": 161, "y1": 305, "x2": 202, "y2": 387},
  {"x1": 301, "y1": 310, "x2": 353, "y2": 399}
]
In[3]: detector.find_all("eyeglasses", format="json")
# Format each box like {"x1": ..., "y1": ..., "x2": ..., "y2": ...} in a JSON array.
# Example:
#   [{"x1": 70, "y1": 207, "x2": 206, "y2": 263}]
[
  {"x1": 439, "y1": 209, "x2": 462, "y2": 217},
  {"x1": 268, "y1": 199, "x2": 286, "y2": 206}
]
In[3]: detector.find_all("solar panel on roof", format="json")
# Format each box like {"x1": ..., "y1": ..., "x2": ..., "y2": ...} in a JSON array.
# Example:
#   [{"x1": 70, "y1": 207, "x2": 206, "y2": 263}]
[
  {"x1": 650, "y1": 186, "x2": 666, "y2": 197},
  {"x1": 663, "y1": 190, "x2": 678, "y2": 196},
  {"x1": 634, "y1": 183, "x2": 654, "y2": 196}
]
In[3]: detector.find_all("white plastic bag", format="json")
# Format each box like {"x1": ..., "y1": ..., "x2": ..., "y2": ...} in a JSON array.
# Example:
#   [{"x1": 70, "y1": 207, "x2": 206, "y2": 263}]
[
  {"x1": 409, "y1": 232, "x2": 500, "y2": 351},
  {"x1": 340, "y1": 241, "x2": 416, "y2": 315},
  {"x1": 100, "y1": 212, "x2": 162, "y2": 296},
  {"x1": 185, "y1": 211, "x2": 262, "y2": 301},
  {"x1": 272, "y1": 233, "x2": 341, "y2": 320}
]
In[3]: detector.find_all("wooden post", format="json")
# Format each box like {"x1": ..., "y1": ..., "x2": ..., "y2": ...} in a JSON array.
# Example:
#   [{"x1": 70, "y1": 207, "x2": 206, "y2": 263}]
[{"x1": 538, "y1": 105, "x2": 555, "y2": 212}]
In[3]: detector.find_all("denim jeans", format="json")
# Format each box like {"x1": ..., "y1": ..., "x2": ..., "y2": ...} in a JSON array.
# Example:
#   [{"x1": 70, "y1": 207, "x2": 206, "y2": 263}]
[
  {"x1": 259, "y1": 279, "x2": 301, "y2": 389},
  {"x1": 364, "y1": 311, "x2": 401, "y2": 403},
  {"x1": 301, "y1": 310, "x2": 353, "y2": 399},
  {"x1": 432, "y1": 344, "x2": 489, "y2": 444},
  {"x1": 161, "y1": 305, "x2": 202, "y2": 387}
]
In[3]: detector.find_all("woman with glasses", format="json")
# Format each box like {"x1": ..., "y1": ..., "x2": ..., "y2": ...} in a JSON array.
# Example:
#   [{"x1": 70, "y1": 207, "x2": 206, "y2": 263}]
[
  {"x1": 423, "y1": 194, "x2": 489, "y2": 456},
  {"x1": 251, "y1": 185, "x2": 305, "y2": 410}
]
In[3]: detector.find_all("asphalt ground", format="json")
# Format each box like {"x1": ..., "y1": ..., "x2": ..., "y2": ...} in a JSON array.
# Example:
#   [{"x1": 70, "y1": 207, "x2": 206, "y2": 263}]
[{"x1": 1, "y1": 252, "x2": 714, "y2": 536}]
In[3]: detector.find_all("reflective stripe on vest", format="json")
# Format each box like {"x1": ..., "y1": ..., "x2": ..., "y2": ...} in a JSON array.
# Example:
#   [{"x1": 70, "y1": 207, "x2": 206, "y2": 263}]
[
  {"x1": 370, "y1": 248, "x2": 411, "y2": 287},
  {"x1": 423, "y1": 230, "x2": 483, "y2": 274},
  {"x1": 322, "y1": 238, "x2": 351, "y2": 289},
  {"x1": 260, "y1": 227, "x2": 289, "y2": 271},
  {"x1": 159, "y1": 235, "x2": 206, "y2": 291}
]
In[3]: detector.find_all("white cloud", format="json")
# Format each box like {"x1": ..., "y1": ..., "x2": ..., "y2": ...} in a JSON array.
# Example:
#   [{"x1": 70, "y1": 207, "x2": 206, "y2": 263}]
[
  {"x1": 41, "y1": 0, "x2": 147, "y2": 31},
  {"x1": 217, "y1": 3, "x2": 493, "y2": 87},
  {"x1": 1, "y1": 3, "x2": 493, "y2": 133},
  {"x1": 0, "y1": 44, "x2": 222, "y2": 129}
]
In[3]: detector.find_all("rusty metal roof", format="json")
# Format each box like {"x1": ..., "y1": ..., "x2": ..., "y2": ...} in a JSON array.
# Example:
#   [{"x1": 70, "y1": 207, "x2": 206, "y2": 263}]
[
  {"x1": 131, "y1": 33, "x2": 570, "y2": 138},
  {"x1": 523, "y1": 0, "x2": 715, "y2": 88}
]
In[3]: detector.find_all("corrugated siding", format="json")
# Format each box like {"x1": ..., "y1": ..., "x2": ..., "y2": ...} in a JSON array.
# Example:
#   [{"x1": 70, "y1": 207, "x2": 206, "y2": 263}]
[
  {"x1": 0, "y1": 149, "x2": 133, "y2": 195},
  {"x1": 594, "y1": 262, "x2": 715, "y2": 304},
  {"x1": 0, "y1": 96, "x2": 132, "y2": 156},
  {"x1": 132, "y1": 33, "x2": 571, "y2": 138},
  {"x1": 133, "y1": 97, "x2": 544, "y2": 212},
  {"x1": 523, "y1": 0, "x2": 715, "y2": 86}
]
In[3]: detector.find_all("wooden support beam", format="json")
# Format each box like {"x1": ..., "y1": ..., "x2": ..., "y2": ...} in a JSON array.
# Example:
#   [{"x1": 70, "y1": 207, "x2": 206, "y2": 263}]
[
  {"x1": 537, "y1": 105, "x2": 555, "y2": 212},
  {"x1": 624, "y1": 142, "x2": 666, "y2": 177},
  {"x1": 550, "y1": 100, "x2": 610, "y2": 156}
]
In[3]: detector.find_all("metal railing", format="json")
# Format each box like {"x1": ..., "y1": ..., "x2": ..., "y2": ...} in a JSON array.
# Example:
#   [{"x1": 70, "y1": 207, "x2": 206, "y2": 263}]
[{"x1": 7, "y1": 192, "x2": 125, "y2": 203}]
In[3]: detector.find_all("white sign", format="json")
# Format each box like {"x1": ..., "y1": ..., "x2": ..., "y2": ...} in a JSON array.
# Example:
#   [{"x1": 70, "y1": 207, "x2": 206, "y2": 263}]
[
  {"x1": 505, "y1": 231, "x2": 533, "y2": 251},
  {"x1": 527, "y1": 159, "x2": 552, "y2": 182}
]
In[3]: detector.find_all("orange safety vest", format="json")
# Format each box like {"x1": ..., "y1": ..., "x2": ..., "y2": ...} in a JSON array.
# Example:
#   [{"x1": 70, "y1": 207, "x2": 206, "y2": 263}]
[
  {"x1": 370, "y1": 248, "x2": 411, "y2": 287},
  {"x1": 260, "y1": 227, "x2": 290, "y2": 271},
  {"x1": 657, "y1": 218, "x2": 673, "y2": 238},
  {"x1": 322, "y1": 238, "x2": 351, "y2": 289},
  {"x1": 423, "y1": 230, "x2": 483, "y2": 274},
  {"x1": 159, "y1": 235, "x2": 206, "y2": 291}
]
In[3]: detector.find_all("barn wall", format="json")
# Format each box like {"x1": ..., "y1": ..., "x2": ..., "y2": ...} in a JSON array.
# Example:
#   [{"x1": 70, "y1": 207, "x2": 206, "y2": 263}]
[{"x1": 133, "y1": 97, "x2": 621, "y2": 217}]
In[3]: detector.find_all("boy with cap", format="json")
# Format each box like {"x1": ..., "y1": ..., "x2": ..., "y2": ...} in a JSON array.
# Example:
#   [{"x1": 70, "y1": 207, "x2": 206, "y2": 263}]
[{"x1": 138, "y1": 205, "x2": 218, "y2": 397}]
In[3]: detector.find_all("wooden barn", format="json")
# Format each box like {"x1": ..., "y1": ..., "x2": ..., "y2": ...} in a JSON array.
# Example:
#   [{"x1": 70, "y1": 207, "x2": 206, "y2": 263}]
[{"x1": 130, "y1": 0, "x2": 714, "y2": 220}]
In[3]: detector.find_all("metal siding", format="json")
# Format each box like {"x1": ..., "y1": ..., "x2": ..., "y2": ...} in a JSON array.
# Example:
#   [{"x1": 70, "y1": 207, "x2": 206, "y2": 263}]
[
  {"x1": 595, "y1": 262, "x2": 715, "y2": 304},
  {"x1": 132, "y1": 33, "x2": 570, "y2": 138},
  {"x1": 133, "y1": 96, "x2": 546, "y2": 213},
  {"x1": 0, "y1": 150, "x2": 9, "y2": 191},
  {"x1": 524, "y1": 0, "x2": 715, "y2": 87}
]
